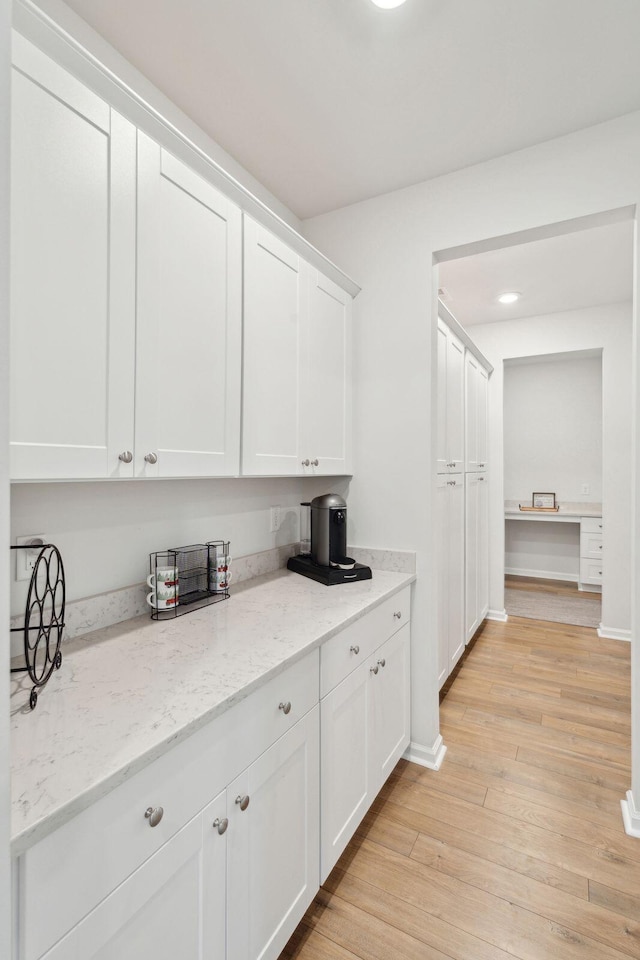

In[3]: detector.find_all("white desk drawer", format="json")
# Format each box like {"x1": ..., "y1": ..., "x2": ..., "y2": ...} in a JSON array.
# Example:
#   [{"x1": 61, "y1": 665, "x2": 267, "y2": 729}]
[
  {"x1": 580, "y1": 532, "x2": 603, "y2": 560},
  {"x1": 320, "y1": 587, "x2": 411, "y2": 697},
  {"x1": 581, "y1": 517, "x2": 603, "y2": 534},
  {"x1": 580, "y1": 558, "x2": 603, "y2": 585}
]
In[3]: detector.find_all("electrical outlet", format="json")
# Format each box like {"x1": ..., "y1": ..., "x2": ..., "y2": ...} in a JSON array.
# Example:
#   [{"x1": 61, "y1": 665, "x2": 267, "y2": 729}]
[
  {"x1": 270, "y1": 506, "x2": 281, "y2": 533},
  {"x1": 581, "y1": 483, "x2": 590, "y2": 495},
  {"x1": 15, "y1": 535, "x2": 47, "y2": 581}
]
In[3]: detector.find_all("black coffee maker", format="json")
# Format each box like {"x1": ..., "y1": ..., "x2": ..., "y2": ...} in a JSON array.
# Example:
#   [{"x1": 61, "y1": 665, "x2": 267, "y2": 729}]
[{"x1": 287, "y1": 494, "x2": 372, "y2": 585}]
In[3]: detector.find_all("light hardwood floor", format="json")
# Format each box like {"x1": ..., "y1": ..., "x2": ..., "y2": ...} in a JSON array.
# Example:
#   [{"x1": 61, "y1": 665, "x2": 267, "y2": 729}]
[{"x1": 281, "y1": 616, "x2": 635, "y2": 960}]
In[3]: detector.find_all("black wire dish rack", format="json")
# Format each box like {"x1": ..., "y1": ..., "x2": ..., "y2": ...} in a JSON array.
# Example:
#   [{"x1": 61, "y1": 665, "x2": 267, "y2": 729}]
[
  {"x1": 11, "y1": 543, "x2": 66, "y2": 710},
  {"x1": 148, "y1": 541, "x2": 231, "y2": 620}
]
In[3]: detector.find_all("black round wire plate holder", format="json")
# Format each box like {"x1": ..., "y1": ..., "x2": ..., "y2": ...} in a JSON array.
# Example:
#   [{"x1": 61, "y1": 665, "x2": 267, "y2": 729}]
[{"x1": 11, "y1": 544, "x2": 66, "y2": 710}]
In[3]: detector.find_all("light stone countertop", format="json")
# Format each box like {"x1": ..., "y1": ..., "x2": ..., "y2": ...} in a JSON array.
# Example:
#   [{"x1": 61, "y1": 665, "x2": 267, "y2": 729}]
[{"x1": 11, "y1": 567, "x2": 414, "y2": 854}]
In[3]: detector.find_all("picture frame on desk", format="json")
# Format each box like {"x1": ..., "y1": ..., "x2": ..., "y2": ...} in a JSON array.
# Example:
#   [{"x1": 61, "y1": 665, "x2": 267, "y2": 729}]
[{"x1": 532, "y1": 492, "x2": 556, "y2": 509}]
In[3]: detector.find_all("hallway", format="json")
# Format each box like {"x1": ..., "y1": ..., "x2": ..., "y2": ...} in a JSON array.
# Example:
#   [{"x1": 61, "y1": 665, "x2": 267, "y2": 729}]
[{"x1": 283, "y1": 616, "x2": 635, "y2": 960}]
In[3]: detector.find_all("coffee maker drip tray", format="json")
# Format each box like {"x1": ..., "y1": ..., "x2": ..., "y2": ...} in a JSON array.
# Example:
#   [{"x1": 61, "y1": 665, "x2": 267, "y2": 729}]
[{"x1": 287, "y1": 555, "x2": 372, "y2": 586}]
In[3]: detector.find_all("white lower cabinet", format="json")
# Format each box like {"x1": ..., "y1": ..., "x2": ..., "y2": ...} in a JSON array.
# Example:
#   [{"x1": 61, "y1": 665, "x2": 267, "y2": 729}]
[
  {"x1": 320, "y1": 602, "x2": 411, "y2": 883},
  {"x1": 227, "y1": 708, "x2": 319, "y2": 960},
  {"x1": 437, "y1": 474, "x2": 465, "y2": 687},
  {"x1": 465, "y1": 473, "x2": 489, "y2": 643},
  {"x1": 15, "y1": 591, "x2": 413, "y2": 960}
]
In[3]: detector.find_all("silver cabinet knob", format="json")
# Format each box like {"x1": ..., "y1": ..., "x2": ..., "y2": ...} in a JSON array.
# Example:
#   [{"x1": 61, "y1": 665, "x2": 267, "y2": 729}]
[
  {"x1": 235, "y1": 795, "x2": 250, "y2": 811},
  {"x1": 377, "y1": 658, "x2": 386, "y2": 668},
  {"x1": 144, "y1": 806, "x2": 164, "y2": 827},
  {"x1": 144, "y1": 452, "x2": 158, "y2": 464},
  {"x1": 350, "y1": 645, "x2": 360, "y2": 655},
  {"x1": 279, "y1": 701, "x2": 292, "y2": 715},
  {"x1": 310, "y1": 459, "x2": 319, "y2": 467},
  {"x1": 213, "y1": 817, "x2": 228, "y2": 835},
  {"x1": 479, "y1": 463, "x2": 485, "y2": 467},
  {"x1": 370, "y1": 664, "x2": 379, "y2": 676},
  {"x1": 301, "y1": 459, "x2": 310, "y2": 467},
  {"x1": 118, "y1": 451, "x2": 133, "y2": 464},
  {"x1": 598, "y1": 544, "x2": 603, "y2": 550},
  {"x1": 393, "y1": 611, "x2": 402, "y2": 619}
]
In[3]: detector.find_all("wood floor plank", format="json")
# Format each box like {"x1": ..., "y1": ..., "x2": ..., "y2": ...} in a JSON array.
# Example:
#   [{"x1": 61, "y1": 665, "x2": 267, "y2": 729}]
[
  {"x1": 282, "y1": 924, "x2": 362, "y2": 960},
  {"x1": 410, "y1": 832, "x2": 640, "y2": 959},
  {"x1": 541, "y1": 712, "x2": 631, "y2": 747},
  {"x1": 589, "y1": 880, "x2": 640, "y2": 922},
  {"x1": 516, "y1": 744, "x2": 631, "y2": 792},
  {"x1": 322, "y1": 869, "x2": 522, "y2": 960}
]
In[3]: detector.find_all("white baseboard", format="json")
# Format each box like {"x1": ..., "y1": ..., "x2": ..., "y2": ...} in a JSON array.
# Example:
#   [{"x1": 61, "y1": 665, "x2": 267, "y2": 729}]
[
  {"x1": 487, "y1": 609, "x2": 508, "y2": 622},
  {"x1": 403, "y1": 735, "x2": 447, "y2": 771},
  {"x1": 621, "y1": 790, "x2": 640, "y2": 837},
  {"x1": 598, "y1": 624, "x2": 631, "y2": 642},
  {"x1": 505, "y1": 567, "x2": 579, "y2": 583}
]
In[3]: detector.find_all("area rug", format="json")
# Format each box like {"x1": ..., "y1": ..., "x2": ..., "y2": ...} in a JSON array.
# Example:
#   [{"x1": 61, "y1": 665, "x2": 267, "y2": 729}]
[{"x1": 504, "y1": 587, "x2": 602, "y2": 628}]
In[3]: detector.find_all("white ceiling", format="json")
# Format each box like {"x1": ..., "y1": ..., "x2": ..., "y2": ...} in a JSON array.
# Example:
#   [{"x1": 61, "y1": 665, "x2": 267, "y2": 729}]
[
  {"x1": 60, "y1": 0, "x2": 640, "y2": 219},
  {"x1": 438, "y1": 219, "x2": 634, "y2": 327}
]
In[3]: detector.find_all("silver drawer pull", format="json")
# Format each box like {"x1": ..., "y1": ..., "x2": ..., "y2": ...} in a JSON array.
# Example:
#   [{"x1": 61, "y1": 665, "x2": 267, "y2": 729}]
[
  {"x1": 118, "y1": 451, "x2": 133, "y2": 463},
  {"x1": 370, "y1": 664, "x2": 379, "y2": 676},
  {"x1": 235, "y1": 794, "x2": 250, "y2": 811},
  {"x1": 393, "y1": 611, "x2": 402, "y2": 619},
  {"x1": 144, "y1": 452, "x2": 158, "y2": 464},
  {"x1": 310, "y1": 459, "x2": 319, "y2": 467},
  {"x1": 377, "y1": 658, "x2": 386, "y2": 668},
  {"x1": 144, "y1": 806, "x2": 164, "y2": 827},
  {"x1": 278, "y1": 701, "x2": 292, "y2": 715},
  {"x1": 213, "y1": 817, "x2": 228, "y2": 835},
  {"x1": 301, "y1": 459, "x2": 310, "y2": 467},
  {"x1": 350, "y1": 645, "x2": 360, "y2": 655},
  {"x1": 598, "y1": 545, "x2": 602, "y2": 550}
]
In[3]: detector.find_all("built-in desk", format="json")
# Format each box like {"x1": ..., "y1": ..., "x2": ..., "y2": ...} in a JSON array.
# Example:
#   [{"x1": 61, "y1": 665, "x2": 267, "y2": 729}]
[{"x1": 504, "y1": 501, "x2": 602, "y2": 590}]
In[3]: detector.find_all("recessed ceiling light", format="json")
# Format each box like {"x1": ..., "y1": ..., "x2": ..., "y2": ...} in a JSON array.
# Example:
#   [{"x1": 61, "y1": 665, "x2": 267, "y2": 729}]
[
  {"x1": 370, "y1": 0, "x2": 408, "y2": 8},
  {"x1": 497, "y1": 292, "x2": 521, "y2": 305}
]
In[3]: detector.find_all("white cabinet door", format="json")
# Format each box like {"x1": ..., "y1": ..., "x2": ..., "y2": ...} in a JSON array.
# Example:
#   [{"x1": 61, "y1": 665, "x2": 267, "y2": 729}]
[
  {"x1": 303, "y1": 270, "x2": 352, "y2": 475},
  {"x1": 370, "y1": 623, "x2": 410, "y2": 792},
  {"x1": 10, "y1": 36, "x2": 136, "y2": 480},
  {"x1": 242, "y1": 217, "x2": 308, "y2": 475},
  {"x1": 40, "y1": 816, "x2": 206, "y2": 960},
  {"x1": 465, "y1": 473, "x2": 479, "y2": 642},
  {"x1": 465, "y1": 352, "x2": 479, "y2": 472},
  {"x1": 136, "y1": 135, "x2": 242, "y2": 478},
  {"x1": 446, "y1": 330, "x2": 465, "y2": 472},
  {"x1": 320, "y1": 664, "x2": 370, "y2": 883},
  {"x1": 436, "y1": 320, "x2": 449, "y2": 474},
  {"x1": 477, "y1": 365, "x2": 489, "y2": 471},
  {"x1": 202, "y1": 791, "x2": 228, "y2": 959},
  {"x1": 227, "y1": 707, "x2": 320, "y2": 960},
  {"x1": 477, "y1": 473, "x2": 489, "y2": 621},
  {"x1": 448, "y1": 474, "x2": 466, "y2": 673},
  {"x1": 436, "y1": 475, "x2": 450, "y2": 688}
]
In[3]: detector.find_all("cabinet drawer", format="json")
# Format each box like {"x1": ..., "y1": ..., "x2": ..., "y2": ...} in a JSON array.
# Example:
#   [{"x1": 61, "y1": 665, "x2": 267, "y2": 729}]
[
  {"x1": 580, "y1": 558, "x2": 603, "y2": 585},
  {"x1": 18, "y1": 648, "x2": 319, "y2": 960},
  {"x1": 581, "y1": 517, "x2": 603, "y2": 534},
  {"x1": 320, "y1": 587, "x2": 411, "y2": 697},
  {"x1": 580, "y1": 532, "x2": 603, "y2": 560}
]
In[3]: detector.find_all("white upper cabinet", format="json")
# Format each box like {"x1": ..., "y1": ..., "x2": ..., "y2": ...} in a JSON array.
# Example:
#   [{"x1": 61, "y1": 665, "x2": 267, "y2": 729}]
[
  {"x1": 10, "y1": 36, "x2": 136, "y2": 480},
  {"x1": 436, "y1": 318, "x2": 464, "y2": 473},
  {"x1": 135, "y1": 136, "x2": 242, "y2": 477},
  {"x1": 243, "y1": 217, "x2": 352, "y2": 476},
  {"x1": 465, "y1": 352, "x2": 489, "y2": 472},
  {"x1": 242, "y1": 218, "x2": 308, "y2": 476},
  {"x1": 303, "y1": 270, "x2": 352, "y2": 475}
]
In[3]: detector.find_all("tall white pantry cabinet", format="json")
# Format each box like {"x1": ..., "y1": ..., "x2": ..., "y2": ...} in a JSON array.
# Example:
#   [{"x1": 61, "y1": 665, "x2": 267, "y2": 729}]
[
  {"x1": 9, "y1": 35, "x2": 353, "y2": 482},
  {"x1": 437, "y1": 313, "x2": 491, "y2": 687}
]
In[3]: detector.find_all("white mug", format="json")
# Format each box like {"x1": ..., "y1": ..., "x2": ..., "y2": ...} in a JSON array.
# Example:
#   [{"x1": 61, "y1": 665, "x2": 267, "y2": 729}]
[
  {"x1": 147, "y1": 566, "x2": 178, "y2": 589},
  {"x1": 209, "y1": 568, "x2": 232, "y2": 591},
  {"x1": 146, "y1": 587, "x2": 179, "y2": 610}
]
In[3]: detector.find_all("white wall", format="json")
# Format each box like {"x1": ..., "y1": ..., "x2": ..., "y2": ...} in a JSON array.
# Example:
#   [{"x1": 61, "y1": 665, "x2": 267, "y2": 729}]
[
  {"x1": 10, "y1": 476, "x2": 350, "y2": 616},
  {"x1": 302, "y1": 112, "x2": 640, "y2": 771},
  {"x1": 504, "y1": 354, "x2": 603, "y2": 504},
  {"x1": 0, "y1": 0, "x2": 11, "y2": 950},
  {"x1": 471, "y1": 304, "x2": 631, "y2": 635}
]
